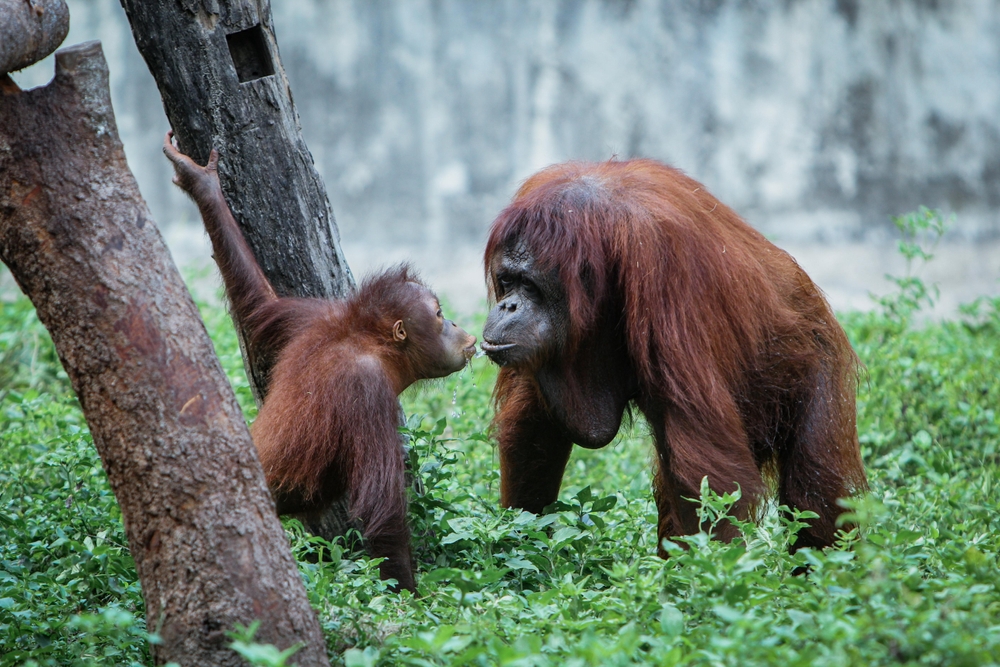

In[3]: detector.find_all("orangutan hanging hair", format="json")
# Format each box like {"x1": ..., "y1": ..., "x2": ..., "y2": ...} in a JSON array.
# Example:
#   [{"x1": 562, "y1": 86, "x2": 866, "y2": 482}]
[{"x1": 481, "y1": 158, "x2": 867, "y2": 554}]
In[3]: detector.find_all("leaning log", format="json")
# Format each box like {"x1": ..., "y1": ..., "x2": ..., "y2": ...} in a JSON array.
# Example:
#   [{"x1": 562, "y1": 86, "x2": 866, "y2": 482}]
[{"x1": 0, "y1": 41, "x2": 329, "y2": 667}]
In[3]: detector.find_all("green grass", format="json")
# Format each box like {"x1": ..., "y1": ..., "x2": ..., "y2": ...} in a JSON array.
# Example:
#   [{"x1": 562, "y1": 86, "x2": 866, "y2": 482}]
[{"x1": 2, "y1": 260, "x2": 999, "y2": 666}]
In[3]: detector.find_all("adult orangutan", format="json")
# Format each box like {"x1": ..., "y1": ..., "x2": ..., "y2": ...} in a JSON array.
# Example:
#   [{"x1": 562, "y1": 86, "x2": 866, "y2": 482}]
[
  {"x1": 481, "y1": 158, "x2": 867, "y2": 553},
  {"x1": 164, "y1": 133, "x2": 476, "y2": 591}
]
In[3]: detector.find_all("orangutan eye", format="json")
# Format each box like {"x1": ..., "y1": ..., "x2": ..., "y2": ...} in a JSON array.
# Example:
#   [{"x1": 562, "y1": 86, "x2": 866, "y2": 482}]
[
  {"x1": 436, "y1": 309, "x2": 443, "y2": 319},
  {"x1": 522, "y1": 280, "x2": 541, "y2": 301}
]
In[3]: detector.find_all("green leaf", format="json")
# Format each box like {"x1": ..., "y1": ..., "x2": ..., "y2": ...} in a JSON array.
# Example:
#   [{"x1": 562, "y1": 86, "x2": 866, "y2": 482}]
[
  {"x1": 590, "y1": 495, "x2": 618, "y2": 512},
  {"x1": 712, "y1": 605, "x2": 744, "y2": 623},
  {"x1": 551, "y1": 526, "x2": 582, "y2": 544},
  {"x1": 504, "y1": 556, "x2": 539, "y2": 573},
  {"x1": 659, "y1": 604, "x2": 684, "y2": 639},
  {"x1": 787, "y1": 609, "x2": 813, "y2": 626},
  {"x1": 343, "y1": 647, "x2": 379, "y2": 667},
  {"x1": 543, "y1": 501, "x2": 575, "y2": 514}
]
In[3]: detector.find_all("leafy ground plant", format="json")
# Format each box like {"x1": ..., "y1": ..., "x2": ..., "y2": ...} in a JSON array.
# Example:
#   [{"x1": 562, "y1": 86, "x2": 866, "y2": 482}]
[{"x1": 2, "y1": 215, "x2": 999, "y2": 665}]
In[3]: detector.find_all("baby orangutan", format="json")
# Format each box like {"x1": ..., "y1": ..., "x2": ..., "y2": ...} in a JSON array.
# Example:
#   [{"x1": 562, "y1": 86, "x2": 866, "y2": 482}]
[{"x1": 164, "y1": 132, "x2": 476, "y2": 592}]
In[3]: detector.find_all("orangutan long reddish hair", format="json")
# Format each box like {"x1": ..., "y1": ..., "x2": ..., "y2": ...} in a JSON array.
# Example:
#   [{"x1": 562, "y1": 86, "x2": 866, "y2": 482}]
[
  {"x1": 481, "y1": 158, "x2": 867, "y2": 552},
  {"x1": 164, "y1": 133, "x2": 476, "y2": 591}
]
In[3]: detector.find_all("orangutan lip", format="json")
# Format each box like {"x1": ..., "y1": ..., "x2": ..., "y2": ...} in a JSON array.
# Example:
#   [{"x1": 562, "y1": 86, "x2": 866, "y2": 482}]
[{"x1": 481, "y1": 340, "x2": 516, "y2": 353}]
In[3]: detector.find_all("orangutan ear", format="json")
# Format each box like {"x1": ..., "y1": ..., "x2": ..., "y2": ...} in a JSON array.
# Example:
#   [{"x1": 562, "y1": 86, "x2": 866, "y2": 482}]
[{"x1": 392, "y1": 320, "x2": 407, "y2": 342}]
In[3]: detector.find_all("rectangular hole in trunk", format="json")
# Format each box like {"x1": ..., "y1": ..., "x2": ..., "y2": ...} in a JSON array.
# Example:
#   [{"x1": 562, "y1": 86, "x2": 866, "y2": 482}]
[{"x1": 226, "y1": 24, "x2": 274, "y2": 83}]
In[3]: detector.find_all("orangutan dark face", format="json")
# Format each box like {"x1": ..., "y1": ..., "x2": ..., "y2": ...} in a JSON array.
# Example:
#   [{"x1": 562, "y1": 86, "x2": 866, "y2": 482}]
[{"x1": 482, "y1": 242, "x2": 569, "y2": 370}]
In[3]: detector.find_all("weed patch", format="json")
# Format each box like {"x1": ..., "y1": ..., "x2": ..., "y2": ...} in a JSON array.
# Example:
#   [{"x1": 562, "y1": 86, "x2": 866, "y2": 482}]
[{"x1": 2, "y1": 240, "x2": 999, "y2": 664}]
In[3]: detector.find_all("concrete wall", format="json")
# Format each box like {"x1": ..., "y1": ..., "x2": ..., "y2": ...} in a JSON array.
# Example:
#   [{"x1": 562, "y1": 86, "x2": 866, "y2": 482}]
[
  {"x1": 279, "y1": 0, "x2": 1000, "y2": 245},
  {"x1": 10, "y1": 0, "x2": 1000, "y2": 313}
]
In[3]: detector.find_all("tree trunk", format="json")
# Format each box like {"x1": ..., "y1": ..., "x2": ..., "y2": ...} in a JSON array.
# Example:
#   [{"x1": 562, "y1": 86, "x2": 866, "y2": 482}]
[
  {"x1": 0, "y1": 0, "x2": 69, "y2": 74},
  {"x1": 118, "y1": 0, "x2": 360, "y2": 542},
  {"x1": 0, "y1": 42, "x2": 329, "y2": 667},
  {"x1": 118, "y1": 0, "x2": 354, "y2": 399}
]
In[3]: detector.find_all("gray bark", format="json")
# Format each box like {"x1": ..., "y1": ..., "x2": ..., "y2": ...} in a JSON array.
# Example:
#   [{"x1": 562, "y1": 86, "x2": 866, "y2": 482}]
[
  {"x1": 0, "y1": 42, "x2": 329, "y2": 667},
  {"x1": 117, "y1": 0, "x2": 355, "y2": 402},
  {"x1": 118, "y1": 0, "x2": 364, "y2": 543}
]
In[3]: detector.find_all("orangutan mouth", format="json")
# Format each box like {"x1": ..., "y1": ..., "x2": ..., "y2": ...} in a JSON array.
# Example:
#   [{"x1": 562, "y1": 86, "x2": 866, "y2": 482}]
[{"x1": 480, "y1": 340, "x2": 516, "y2": 353}]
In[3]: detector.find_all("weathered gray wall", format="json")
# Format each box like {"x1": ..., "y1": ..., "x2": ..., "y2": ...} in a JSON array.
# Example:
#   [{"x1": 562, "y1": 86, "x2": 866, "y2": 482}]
[
  {"x1": 278, "y1": 0, "x2": 1000, "y2": 246},
  {"x1": 10, "y1": 0, "x2": 1000, "y2": 312}
]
